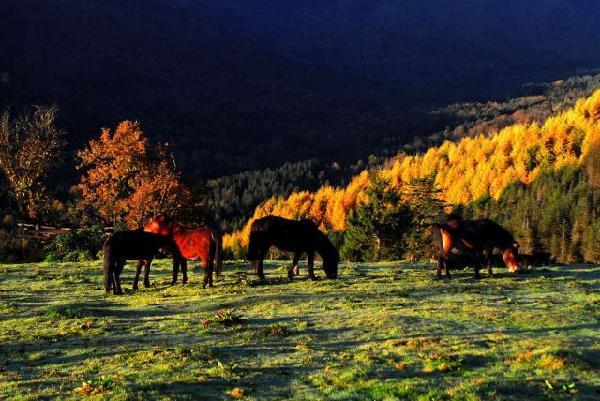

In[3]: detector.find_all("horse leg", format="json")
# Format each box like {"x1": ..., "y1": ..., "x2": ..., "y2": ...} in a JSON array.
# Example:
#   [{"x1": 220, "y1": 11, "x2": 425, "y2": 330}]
[
  {"x1": 485, "y1": 247, "x2": 494, "y2": 277},
  {"x1": 143, "y1": 259, "x2": 151, "y2": 288},
  {"x1": 133, "y1": 260, "x2": 143, "y2": 290},
  {"x1": 289, "y1": 251, "x2": 301, "y2": 279},
  {"x1": 307, "y1": 251, "x2": 316, "y2": 280},
  {"x1": 473, "y1": 251, "x2": 483, "y2": 279},
  {"x1": 172, "y1": 257, "x2": 180, "y2": 285},
  {"x1": 443, "y1": 257, "x2": 451, "y2": 279},
  {"x1": 114, "y1": 260, "x2": 125, "y2": 295},
  {"x1": 181, "y1": 259, "x2": 188, "y2": 284},
  {"x1": 257, "y1": 258, "x2": 265, "y2": 280},
  {"x1": 293, "y1": 251, "x2": 301, "y2": 276},
  {"x1": 104, "y1": 261, "x2": 113, "y2": 296},
  {"x1": 254, "y1": 246, "x2": 267, "y2": 280},
  {"x1": 203, "y1": 259, "x2": 214, "y2": 289}
]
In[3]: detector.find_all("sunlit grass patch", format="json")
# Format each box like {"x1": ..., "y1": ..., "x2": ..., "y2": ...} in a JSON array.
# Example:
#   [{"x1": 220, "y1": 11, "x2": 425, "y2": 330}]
[{"x1": 0, "y1": 260, "x2": 598, "y2": 400}]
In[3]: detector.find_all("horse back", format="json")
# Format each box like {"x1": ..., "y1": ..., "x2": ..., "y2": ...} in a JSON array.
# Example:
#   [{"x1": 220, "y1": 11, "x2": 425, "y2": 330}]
[
  {"x1": 250, "y1": 215, "x2": 319, "y2": 251},
  {"x1": 173, "y1": 229, "x2": 212, "y2": 262},
  {"x1": 105, "y1": 231, "x2": 172, "y2": 260}
]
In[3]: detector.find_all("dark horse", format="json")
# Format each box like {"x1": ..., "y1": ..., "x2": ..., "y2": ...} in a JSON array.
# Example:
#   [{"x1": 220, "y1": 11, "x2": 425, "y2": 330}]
[
  {"x1": 144, "y1": 215, "x2": 222, "y2": 288},
  {"x1": 247, "y1": 215, "x2": 339, "y2": 280},
  {"x1": 103, "y1": 230, "x2": 180, "y2": 295},
  {"x1": 432, "y1": 218, "x2": 520, "y2": 279}
]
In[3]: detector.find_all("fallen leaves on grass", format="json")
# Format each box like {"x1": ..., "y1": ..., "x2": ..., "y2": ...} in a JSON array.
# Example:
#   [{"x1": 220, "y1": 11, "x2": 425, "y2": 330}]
[
  {"x1": 538, "y1": 354, "x2": 565, "y2": 371},
  {"x1": 73, "y1": 376, "x2": 112, "y2": 395}
]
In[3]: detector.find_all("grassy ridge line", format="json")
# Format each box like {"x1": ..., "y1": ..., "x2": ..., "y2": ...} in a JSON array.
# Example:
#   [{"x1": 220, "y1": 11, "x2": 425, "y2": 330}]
[
  {"x1": 224, "y1": 90, "x2": 600, "y2": 251},
  {"x1": 0, "y1": 261, "x2": 598, "y2": 400}
]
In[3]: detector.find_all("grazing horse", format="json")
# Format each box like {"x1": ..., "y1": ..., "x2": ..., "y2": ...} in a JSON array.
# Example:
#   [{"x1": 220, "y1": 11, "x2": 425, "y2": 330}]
[
  {"x1": 103, "y1": 230, "x2": 179, "y2": 295},
  {"x1": 432, "y1": 218, "x2": 520, "y2": 279},
  {"x1": 144, "y1": 215, "x2": 222, "y2": 288},
  {"x1": 247, "y1": 215, "x2": 339, "y2": 280}
]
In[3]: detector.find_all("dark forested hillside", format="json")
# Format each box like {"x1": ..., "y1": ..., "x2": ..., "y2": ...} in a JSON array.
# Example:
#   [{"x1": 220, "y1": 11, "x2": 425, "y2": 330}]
[
  {"x1": 206, "y1": 73, "x2": 600, "y2": 233},
  {"x1": 3, "y1": 1, "x2": 600, "y2": 178},
  {"x1": 207, "y1": 0, "x2": 600, "y2": 100}
]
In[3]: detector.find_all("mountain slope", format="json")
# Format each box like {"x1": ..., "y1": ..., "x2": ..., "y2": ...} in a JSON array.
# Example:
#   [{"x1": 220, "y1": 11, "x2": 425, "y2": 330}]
[
  {"x1": 1, "y1": 0, "x2": 411, "y2": 176},
  {"x1": 3, "y1": 1, "x2": 600, "y2": 177},
  {"x1": 224, "y1": 89, "x2": 600, "y2": 250},
  {"x1": 209, "y1": 0, "x2": 600, "y2": 99}
]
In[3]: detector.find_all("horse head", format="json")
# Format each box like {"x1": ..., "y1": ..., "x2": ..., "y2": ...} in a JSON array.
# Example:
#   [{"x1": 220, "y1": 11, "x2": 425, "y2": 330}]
[
  {"x1": 503, "y1": 241, "x2": 521, "y2": 273},
  {"x1": 316, "y1": 232, "x2": 339, "y2": 279},
  {"x1": 144, "y1": 214, "x2": 174, "y2": 236}
]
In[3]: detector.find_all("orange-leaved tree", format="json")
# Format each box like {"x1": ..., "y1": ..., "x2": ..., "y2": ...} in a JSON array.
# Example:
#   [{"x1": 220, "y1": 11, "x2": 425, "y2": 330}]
[
  {"x1": 0, "y1": 105, "x2": 65, "y2": 222},
  {"x1": 77, "y1": 120, "x2": 189, "y2": 228}
]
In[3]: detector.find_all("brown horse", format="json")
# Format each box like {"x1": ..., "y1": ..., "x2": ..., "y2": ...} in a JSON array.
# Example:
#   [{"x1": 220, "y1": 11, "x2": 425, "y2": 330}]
[
  {"x1": 144, "y1": 215, "x2": 223, "y2": 288},
  {"x1": 432, "y1": 218, "x2": 520, "y2": 279}
]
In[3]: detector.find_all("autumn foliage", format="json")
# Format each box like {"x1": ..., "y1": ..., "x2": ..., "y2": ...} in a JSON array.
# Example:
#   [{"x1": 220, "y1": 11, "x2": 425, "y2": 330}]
[
  {"x1": 224, "y1": 89, "x2": 600, "y2": 252},
  {"x1": 77, "y1": 120, "x2": 189, "y2": 228},
  {"x1": 0, "y1": 106, "x2": 64, "y2": 222}
]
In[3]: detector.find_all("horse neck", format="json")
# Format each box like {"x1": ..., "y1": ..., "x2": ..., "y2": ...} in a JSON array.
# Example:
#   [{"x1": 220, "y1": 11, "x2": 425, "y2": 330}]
[
  {"x1": 314, "y1": 232, "x2": 335, "y2": 261},
  {"x1": 170, "y1": 223, "x2": 188, "y2": 238},
  {"x1": 496, "y1": 227, "x2": 515, "y2": 249}
]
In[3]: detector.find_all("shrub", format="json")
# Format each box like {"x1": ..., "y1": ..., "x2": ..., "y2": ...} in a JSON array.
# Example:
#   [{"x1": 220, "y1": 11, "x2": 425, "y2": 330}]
[
  {"x1": 43, "y1": 225, "x2": 104, "y2": 262},
  {"x1": 0, "y1": 230, "x2": 43, "y2": 263}
]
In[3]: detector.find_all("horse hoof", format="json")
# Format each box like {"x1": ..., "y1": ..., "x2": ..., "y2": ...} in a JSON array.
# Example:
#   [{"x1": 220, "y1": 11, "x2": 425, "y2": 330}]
[
  {"x1": 308, "y1": 275, "x2": 317, "y2": 281},
  {"x1": 132, "y1": 286, "x2": 139, "y2": 291},
  {"x1": 143, "y1": 282, "x2": 151, "y2": 288}
]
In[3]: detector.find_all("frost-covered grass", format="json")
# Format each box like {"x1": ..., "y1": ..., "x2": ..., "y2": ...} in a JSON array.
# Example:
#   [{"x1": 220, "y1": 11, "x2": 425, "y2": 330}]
[{"x1": 0, "y1": 260, "x2": 598, "y2": 400}]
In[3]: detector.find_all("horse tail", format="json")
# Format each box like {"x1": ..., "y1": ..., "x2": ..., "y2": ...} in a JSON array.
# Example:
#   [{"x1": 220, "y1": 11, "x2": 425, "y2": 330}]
[
  {"x1": 432, "y1": 223, "x2": 444, "y2": 259},
  {"x1": 214, "y1": 230, "x2": 223, "y2": 277},
  {"x1": 102, "y1": 237, "x2": 113, "y2": 293},
  {"x1": 247, "y1": 230, "x2": 259, "y2": 260}
]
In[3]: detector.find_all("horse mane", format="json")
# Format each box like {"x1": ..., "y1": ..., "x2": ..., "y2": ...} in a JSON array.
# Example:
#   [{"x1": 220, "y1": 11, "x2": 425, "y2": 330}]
[
  {"x1": 446, "y1": 213, "x2": 463, "y2": 221},
  {"x1": 314, "y1": 230, "x2": 338, "y2": 261},
  {"x1": 477, "y1": 219, "x2": 515, "y2": 247}
]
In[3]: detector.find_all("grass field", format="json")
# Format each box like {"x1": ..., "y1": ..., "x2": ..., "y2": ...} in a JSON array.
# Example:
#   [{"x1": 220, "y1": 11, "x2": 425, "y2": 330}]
[{"x1": 0, "y1": 260, "x2": 598, "y2": 400}]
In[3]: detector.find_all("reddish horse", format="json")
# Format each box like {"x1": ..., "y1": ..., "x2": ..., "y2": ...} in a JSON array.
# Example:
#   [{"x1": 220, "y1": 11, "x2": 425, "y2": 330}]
[
  {"x1": 144, "y1": 215, "x2": 223, "y2": 288},
  {"x1": 432, "y1": 218, "x2": 520, "y2": 279}
]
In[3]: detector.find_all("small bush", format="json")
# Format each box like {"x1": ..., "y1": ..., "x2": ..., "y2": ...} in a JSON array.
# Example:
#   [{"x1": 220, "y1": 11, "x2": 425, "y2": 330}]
[
  {"x1": 43, "y1": 225, "x2": 104, "y2": 262},
  {"x1": 0, "y1": 230, "x2": 43, "y2": 263},
  {"x1": 45, "y1": 305, "x2": 86, "y2": 319},
  {"x1": 212, "y1": 309, "x2": 245, "y2": 326},
  {"x1": 259, "y1": 323, "x2": 290, "y2": 337}
]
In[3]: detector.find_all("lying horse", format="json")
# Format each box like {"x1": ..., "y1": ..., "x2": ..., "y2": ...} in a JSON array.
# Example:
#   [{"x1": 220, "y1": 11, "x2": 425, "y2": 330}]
[
  {"x1": 432, "y1": 218, "x2": 520, "y2": 279},
  {"x1": 144, "y1": 215, "x2": 222, "y2": 288},
  {"x1": 103, "y1": 230, "x2": 179, "y2": 295},
  {"x1": 247, "y1": 215, "x2": 339, "y2": 280}
]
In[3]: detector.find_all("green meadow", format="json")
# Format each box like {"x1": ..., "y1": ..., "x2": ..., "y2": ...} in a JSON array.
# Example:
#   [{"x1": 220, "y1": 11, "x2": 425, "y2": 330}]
[{"x1": 0, "y1": 261, "x2": 598, "y2": 400}]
